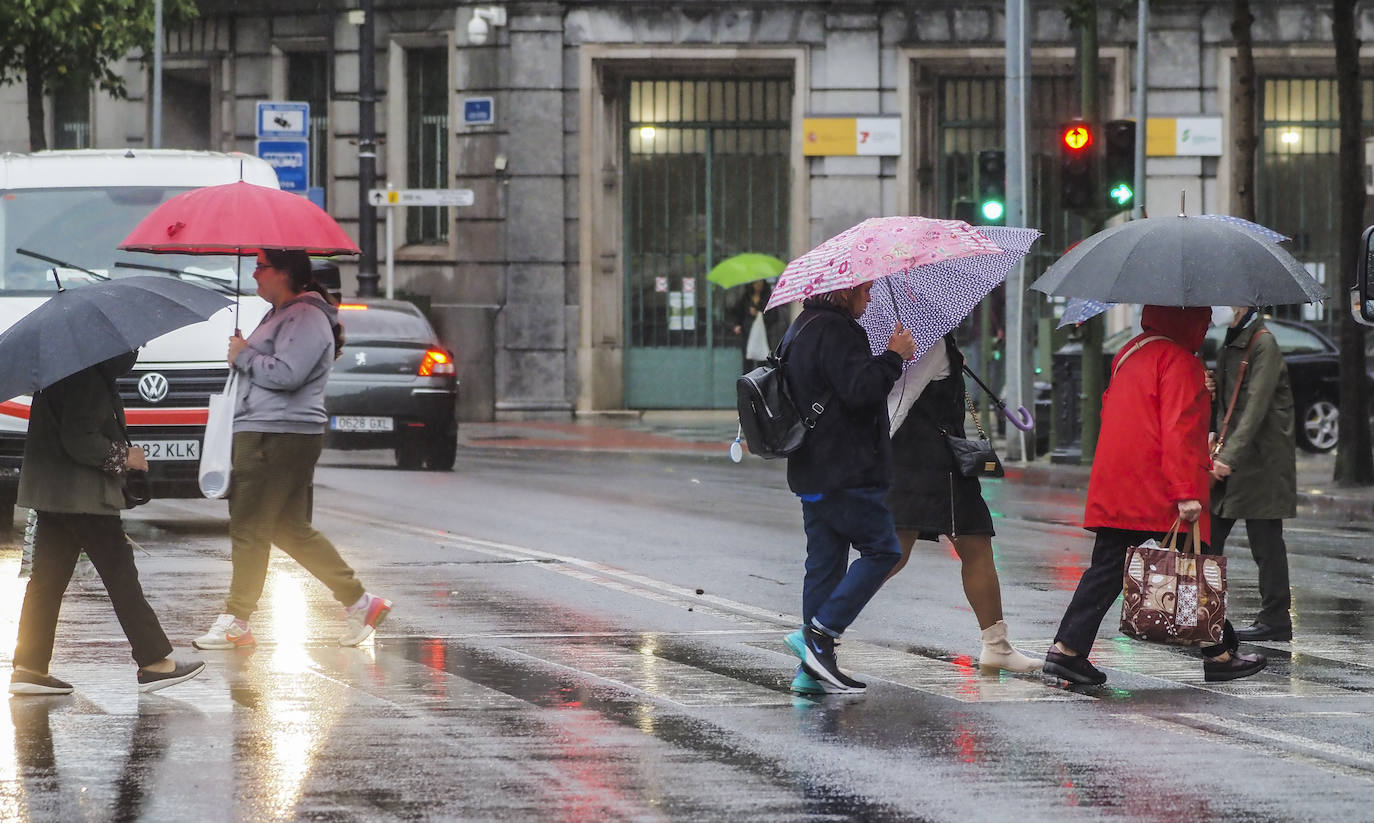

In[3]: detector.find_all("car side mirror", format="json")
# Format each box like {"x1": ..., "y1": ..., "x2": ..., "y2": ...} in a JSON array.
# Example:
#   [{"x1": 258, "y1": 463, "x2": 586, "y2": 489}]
[{"x1": 1352, "y1": 224, "x2": 1374, "y2": 326}]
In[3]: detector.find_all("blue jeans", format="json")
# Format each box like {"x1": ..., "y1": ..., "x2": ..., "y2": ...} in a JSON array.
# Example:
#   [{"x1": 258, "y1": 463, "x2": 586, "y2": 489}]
[{"x1": 800, "y1": 486, "x2": 902, "y2": 635}]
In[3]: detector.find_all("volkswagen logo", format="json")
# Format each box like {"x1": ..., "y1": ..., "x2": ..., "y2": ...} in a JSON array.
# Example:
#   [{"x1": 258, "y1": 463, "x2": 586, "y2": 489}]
[{"x1": 137, "y1": 372, "x2": 170, "y2": 404}]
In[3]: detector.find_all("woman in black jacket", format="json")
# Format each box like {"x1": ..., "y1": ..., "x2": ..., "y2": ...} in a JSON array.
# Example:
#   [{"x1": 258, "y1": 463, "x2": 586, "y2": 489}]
[
  {"x1": 11, "y1": 351, "x2": 205, "y2": 695},
  {"x1": 884, "y1": 334, "x2": 1040, "y2": 673}
]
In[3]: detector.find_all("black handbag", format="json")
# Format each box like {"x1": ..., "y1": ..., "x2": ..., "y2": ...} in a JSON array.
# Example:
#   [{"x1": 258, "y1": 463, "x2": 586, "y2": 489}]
[
  {"x1": 122, "y1": 468, "x2": 152, "y2": 508},
  {"x1": 940, "y1": 388, "x2": 1005, "y2": 479}
]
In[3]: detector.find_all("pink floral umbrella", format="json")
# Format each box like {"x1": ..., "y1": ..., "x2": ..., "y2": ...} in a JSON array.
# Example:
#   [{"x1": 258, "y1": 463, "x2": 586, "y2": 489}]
[{"x1": 764, "y1": 216, "x2": 1004, "y2": 311}]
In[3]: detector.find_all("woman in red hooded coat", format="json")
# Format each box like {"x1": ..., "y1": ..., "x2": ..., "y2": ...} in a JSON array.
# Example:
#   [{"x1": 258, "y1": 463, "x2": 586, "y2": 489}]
[{"x1": 1043, "y1": 305, "x2": 1267, "y2": 686}]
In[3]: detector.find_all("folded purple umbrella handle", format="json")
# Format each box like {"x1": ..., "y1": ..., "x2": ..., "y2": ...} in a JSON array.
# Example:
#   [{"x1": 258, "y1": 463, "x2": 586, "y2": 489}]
[{"x1": 1003, "y1": 405, "x2": 1036, "y2": 432}]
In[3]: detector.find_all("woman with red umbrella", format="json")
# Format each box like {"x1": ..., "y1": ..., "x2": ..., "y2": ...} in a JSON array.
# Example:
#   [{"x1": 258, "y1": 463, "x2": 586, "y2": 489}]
[{"x1": 193, "y1": 249, "x2": 392, "y2": 650}]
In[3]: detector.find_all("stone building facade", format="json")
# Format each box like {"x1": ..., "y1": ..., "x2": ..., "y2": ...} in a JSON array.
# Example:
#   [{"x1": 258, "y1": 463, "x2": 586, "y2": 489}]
[{"x1": 1, "y1": 1, "x2": 1369, "y2": 420}]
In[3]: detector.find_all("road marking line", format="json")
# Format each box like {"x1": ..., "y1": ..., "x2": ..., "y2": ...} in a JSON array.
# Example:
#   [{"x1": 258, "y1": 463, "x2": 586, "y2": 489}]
[{"x1": 1122, "y1": 713, "x2": 1374, "y2": 782}]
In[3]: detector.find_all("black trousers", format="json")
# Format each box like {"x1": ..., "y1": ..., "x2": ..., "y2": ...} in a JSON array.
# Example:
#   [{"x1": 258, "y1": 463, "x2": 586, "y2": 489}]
[
  {"x1": 1055, "y1": 526, "x2": 1234, "y2": 658},
  {"x1": 1212, "y1": 517, "x2": 1292, "y2": 628},
  {"x1": 14, "y1": 512, "x2": 172, "y2": 672}
]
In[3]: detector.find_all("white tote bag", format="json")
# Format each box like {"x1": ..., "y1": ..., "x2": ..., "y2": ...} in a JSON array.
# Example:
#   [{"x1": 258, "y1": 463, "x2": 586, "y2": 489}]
[
  {"x1": 198, "y1": 371, "x2": 239, "y2": 499},
  {"x1": 745, "y1": 312, "x2": 770, "y2": 361}
]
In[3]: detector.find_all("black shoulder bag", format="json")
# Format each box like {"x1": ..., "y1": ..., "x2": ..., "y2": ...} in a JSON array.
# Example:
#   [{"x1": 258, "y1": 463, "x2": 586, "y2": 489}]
[{"x1": 915, "y1": 371, "x2": 1005, "y2": 479}]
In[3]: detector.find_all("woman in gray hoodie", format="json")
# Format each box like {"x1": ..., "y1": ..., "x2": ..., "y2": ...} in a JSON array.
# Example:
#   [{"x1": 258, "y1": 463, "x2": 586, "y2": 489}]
[{"x1": 194, "y1": 249, "x2": 392, "y2": 650}]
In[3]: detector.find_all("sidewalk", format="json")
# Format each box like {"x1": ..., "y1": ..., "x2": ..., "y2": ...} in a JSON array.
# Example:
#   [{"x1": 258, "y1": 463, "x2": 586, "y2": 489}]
[{"x1": 460, "y1": 410, "x2": 1374, "y2": 516}]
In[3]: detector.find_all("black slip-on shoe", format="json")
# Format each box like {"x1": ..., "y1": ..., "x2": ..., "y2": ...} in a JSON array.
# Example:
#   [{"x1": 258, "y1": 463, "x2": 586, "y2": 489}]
[
  {"x1": 1042, "y1": 649, "x2": 1107, "y2": 686},
  {"x1": 1233, "y1": 622, "x2": 1292, "y2": 642},
  {"x1": 137, "y1": 660, "x2": 206, "y2": 694},
  {"x1": 9, "y1": 669, "x2": 74, "y2": 695},
  {"x1": 1204, "y1": 651, "x2": 1267, "y2": 682}
]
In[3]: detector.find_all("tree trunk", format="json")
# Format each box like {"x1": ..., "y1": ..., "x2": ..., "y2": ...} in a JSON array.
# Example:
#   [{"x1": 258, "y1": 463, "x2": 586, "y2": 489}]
[
  {"x1": 1332, "y1": 0, "x2": 1374, "y2": 485},
  {"x1": 24, "y1": 46, "x2": 46, "y2": 152},
  {"x1": 1230, "y1": 0, "x2": 1257, "y2": 221}
]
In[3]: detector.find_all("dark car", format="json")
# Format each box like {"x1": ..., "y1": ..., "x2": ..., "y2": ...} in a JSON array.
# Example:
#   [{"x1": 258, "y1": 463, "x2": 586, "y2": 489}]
[
  {"x1": 325, "y1": 298, "x2": 459, "y2": 470},
  {"x1": 1105, "y1": 316, "x2": 1353, "y2": 453}
]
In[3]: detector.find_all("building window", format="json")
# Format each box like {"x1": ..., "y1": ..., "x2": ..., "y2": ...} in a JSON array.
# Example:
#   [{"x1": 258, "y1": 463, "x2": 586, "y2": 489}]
[
  {"x1": 406, "y1": 47, "x2": 449, "y2": 245},
  {"x1": 52, "y1": 79, "x2": 90, "y2": 149},
  {"x1": 1258, "y1": 77, "x2": 1374, "y2": 331},
  {"x1": 287, "y1": 52, "x2": 330, "y2": 207}
]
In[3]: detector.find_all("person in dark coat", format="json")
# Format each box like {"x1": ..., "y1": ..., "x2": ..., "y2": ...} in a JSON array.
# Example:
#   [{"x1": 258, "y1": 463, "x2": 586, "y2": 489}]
[
  {"x1": 10, "y1": 352, "x2": 205, "y2": 695},
  {"x1": 731, "y1": 280, "x2": 785, "y2": 372},
  {"x1": 882, "y1": 333, "x2": 1041, "y2": 673},
  {"x1": 1044, "y1": 305, "x2": 1266, "y2": 686},
  {"x1": 781, "y1": 282, "x2": 915, "y2": 694},
  {"x1": 1209, "y1": 307, "x2": 1296, "y2": 641}
]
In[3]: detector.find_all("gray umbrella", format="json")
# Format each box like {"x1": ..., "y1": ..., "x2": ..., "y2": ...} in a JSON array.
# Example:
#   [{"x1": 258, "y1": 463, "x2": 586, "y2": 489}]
[
  {"x1": 1030, "y1": 216, "x2": 1325, "y2": 306},
  {"x1": 0, "y1": 275, "x2": 232, "y2": 403}
]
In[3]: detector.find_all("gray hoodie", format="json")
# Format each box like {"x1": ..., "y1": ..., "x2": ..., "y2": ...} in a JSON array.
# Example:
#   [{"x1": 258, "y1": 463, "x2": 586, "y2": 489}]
[{"x1": 232, "y1": 291, "x2": 339, "y2": 434}]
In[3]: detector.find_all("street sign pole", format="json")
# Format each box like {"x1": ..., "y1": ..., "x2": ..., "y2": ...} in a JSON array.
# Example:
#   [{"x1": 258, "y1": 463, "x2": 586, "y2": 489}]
[
  {"x1": 385, "y1": 185, "x2": 395, "y2": 299},
  {"x1": 368, "y1": 188, "x2": 475, "y2": 300}
]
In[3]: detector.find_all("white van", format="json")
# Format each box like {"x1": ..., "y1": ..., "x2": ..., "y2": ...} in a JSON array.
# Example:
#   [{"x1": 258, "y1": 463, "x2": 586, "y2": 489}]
[{"x1": 0, "y1": 149, "x2": 278, "y2": 524}]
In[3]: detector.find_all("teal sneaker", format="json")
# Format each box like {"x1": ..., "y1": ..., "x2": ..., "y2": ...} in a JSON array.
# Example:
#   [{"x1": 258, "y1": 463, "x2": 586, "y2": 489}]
[
  {"x1": 791, "y1": 665, "x2": 828, "y2": 695},
  {"x1": 784, "y1": 629, "x2": 806, "y2": 661}
]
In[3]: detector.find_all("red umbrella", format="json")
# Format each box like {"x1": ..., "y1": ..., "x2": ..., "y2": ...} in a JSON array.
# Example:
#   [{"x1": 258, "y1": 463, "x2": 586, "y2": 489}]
[{"x1": 118, "y1": 180, "x2": 360, "y2": 256}]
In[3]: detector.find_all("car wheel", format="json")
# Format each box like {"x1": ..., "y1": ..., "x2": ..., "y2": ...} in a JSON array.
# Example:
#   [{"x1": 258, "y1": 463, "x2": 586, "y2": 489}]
[
  {"x1": 394, "y1": 437, "x2": 425, "y2": 470},
  {"x1": 1297, "y1": 398, "x2": 1339, "y2": 453},
  {"x1": 425, "y1": 428, "x2": 457, "y2": 471}
]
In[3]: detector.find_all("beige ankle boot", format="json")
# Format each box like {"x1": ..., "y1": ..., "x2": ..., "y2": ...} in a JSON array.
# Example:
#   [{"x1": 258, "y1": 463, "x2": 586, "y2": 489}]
[{"x1": 979, "y1": 620, "x2": 1043, "y2": 673}]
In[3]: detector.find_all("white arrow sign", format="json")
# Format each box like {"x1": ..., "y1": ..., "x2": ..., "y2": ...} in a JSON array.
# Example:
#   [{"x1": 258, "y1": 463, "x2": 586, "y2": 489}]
[{"x1": 368, "y1": 188, "x2": 474, "y2": 207}]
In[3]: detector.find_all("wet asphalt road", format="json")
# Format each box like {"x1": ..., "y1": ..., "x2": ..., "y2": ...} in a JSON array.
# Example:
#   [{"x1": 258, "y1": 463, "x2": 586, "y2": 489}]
[{"x1": 1, "y1": 447, "x2": 1373, "y2": 822}]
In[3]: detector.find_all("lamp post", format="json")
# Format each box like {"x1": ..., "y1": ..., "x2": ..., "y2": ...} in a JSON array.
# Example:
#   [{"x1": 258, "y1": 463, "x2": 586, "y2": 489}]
[{"x1": 355, "y1": 0, "x2": 380, "y2": 296}]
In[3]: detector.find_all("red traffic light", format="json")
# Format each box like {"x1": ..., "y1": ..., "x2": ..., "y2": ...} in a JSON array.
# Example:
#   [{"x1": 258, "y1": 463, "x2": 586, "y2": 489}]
[{"x1": 1062, "y1": 123, "x2": 1093, "y2": 152}]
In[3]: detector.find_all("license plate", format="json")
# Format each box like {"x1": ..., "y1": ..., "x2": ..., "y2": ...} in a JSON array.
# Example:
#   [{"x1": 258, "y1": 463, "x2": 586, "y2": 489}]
[
  {"x1": 330, "y1": 415, "x2": 394, "y2": 432},
  {"x1": 131, "y1": 440, "x2": 200, "y2": 461}
]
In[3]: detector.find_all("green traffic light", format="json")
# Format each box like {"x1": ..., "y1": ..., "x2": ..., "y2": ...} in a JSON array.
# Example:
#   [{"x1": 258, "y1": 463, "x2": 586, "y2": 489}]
[
  {"x1": 1110, "y1": 183, "x2": 1133, "y2": 206},
  {"x1": 981, "y1": 200, "x2": 1005, "y2": 221}
]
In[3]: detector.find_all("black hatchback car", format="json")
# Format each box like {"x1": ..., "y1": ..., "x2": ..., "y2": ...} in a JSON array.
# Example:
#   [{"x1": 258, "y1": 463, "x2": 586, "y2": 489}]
[{"x1": 325, "y1": 299, "x2": 459, "y2": 470}]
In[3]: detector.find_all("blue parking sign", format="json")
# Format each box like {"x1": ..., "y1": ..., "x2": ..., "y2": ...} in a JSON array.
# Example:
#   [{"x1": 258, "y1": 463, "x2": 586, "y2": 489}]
[
  {"x1": 464, "y1": 97, "x2": 495, "y2": 126},
  {"x1": 256, "y1": 140, "x2": 310, "y2": 193}
]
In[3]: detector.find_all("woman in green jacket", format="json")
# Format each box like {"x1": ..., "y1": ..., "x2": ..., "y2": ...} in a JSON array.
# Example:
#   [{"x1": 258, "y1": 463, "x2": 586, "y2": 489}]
[
  {"x1": 1209, "y1": 308, "x2": 1296, "y2": 641},
  {"x1": 11, "y1": 351, "x2": 205, "y2": 695}
]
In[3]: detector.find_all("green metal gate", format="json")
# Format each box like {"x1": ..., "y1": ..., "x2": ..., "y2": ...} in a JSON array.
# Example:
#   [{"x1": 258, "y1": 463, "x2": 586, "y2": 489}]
[
  {"x1": 1257, "y1": 77, "x2": 1374, "y2": 340},
  {"x1": 623, "y1": 78, "x2": 792, "y2": 408}
]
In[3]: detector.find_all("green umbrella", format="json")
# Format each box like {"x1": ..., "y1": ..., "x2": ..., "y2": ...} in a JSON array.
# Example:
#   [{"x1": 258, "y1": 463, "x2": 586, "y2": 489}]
[{"x1": 706, "y1": 253, "x2": 786, "y2": 289}]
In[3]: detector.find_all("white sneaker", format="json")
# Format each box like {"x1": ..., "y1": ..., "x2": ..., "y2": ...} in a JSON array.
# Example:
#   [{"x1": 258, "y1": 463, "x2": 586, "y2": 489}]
[
  {"x1": 193, "y1": 613, "x2": 255, "y2": 650},
  {"x1": 339, "y1": 594, "x2": 392, "y2": 647}
]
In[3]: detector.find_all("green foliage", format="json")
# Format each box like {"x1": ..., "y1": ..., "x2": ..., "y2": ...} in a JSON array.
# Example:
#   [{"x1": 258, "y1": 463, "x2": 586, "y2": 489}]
[{"x1": 0, "y1": 0, "x2": 198, "y2": 100}]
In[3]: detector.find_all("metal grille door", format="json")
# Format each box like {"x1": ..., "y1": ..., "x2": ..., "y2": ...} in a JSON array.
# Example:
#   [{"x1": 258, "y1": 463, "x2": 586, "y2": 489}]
[
  {"x1": 624, "y1": 79, "x2": 792, "y2": 408},
  {"x1": 1257, "y1": 77, "x2": 1374, "y2": 338}
]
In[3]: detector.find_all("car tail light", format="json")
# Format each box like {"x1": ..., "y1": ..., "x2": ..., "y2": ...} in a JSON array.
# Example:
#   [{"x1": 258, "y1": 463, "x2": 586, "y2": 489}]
[
  {"x1": 338, "y1": 303, "x2": 369, "y2": 310},
  {"x1": 419, "y1": 349, "x2": 455, "y2": 377}
]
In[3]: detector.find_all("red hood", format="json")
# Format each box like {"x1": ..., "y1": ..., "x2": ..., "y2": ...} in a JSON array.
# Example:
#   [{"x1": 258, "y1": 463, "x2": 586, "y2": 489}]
[{"x1": 1140, "y1": 305, "x2": 1211, "y2": 353}]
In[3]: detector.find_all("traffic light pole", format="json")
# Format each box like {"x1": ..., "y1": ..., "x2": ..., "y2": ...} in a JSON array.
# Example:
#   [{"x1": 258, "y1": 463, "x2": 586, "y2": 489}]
[
  {"x1": 1133, "y1": 0, "x2": 1149, "y2": 220},
  {"x1": 1076, "y1": 0, "x2": 1106, "y2": 465},
  {"x1": 1004, "y1": 0, "x2": 1032, "y2": 460}
]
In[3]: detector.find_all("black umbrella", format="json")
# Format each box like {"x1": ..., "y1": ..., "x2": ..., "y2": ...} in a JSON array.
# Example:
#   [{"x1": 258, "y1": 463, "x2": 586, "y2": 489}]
[
  {"x1": 0, "y1": 275, "x2": 233, "y2": 403},
  {"x1": 1031, "y1": 216, "x2": 1325, "y2": 306}
]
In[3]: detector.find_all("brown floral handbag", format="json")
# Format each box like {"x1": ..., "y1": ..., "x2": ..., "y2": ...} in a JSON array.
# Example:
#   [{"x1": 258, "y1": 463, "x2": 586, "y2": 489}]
[{"x1": 1120, "y1": 519, "x2": 1227, "y2": 646}]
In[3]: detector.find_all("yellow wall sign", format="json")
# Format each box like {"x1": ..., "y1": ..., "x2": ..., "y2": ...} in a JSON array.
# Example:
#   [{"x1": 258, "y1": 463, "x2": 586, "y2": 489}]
[
  {"x1": 1146, "y1": 117, "x2": 1223, "y2": 156},
  {"x1": 803, "y1": 117, "x2": 901, "y2": 156}
]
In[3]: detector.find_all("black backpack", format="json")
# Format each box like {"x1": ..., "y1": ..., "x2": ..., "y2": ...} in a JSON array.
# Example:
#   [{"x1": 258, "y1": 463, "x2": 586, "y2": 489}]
[{"x1": 735, "y1": 314, "x2": 833, "y2": 459}]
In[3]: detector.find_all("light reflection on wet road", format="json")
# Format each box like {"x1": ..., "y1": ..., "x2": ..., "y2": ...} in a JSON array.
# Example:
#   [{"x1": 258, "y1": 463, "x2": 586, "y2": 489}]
[{"x1": 0, "y1": 448, "x2": 1372, "y2": 821}]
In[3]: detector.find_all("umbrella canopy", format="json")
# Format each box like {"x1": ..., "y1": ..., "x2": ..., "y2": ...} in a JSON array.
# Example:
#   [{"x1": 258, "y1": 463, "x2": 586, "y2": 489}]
[
  {"x1": 707, "y1": 253, "x2": 786, "y2": 289},
  {"x1": 765, "y1": 216, "x2": 1003, "y2": 311},
  {"x1": 118, "y1": 181, "x2": 360, "y2": 256},
  {"x1": 1054, "y1": 215, "x2": 1292, "y2": 328},
  {"x1": 857, "y1": 226, "x2": 1041, "y2": 366},
  {"x1": 1031, "y1": 216, "x2": 1322, "y2": 306},
  {"x1": 0, "y1": 276, "x2": 232, "y2": 403}
]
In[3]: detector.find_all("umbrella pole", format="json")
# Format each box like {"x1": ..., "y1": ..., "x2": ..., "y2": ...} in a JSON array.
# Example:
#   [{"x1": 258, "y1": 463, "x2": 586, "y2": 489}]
[{"x1": 234, "y1": 248, "x2": 241, "y2": 336}]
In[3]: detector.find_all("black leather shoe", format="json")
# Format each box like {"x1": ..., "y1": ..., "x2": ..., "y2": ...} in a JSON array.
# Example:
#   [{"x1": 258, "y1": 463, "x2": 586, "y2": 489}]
[
  {"x1": 1204, "y1": 651, "x2": 1267, "y2": 682},
  {"x1": 1043, "y1": 649, "x2": 1107, "y2": 685},
  {"x1": 1234, "y1": 622, "x2": 1292, "y2": 642}
]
